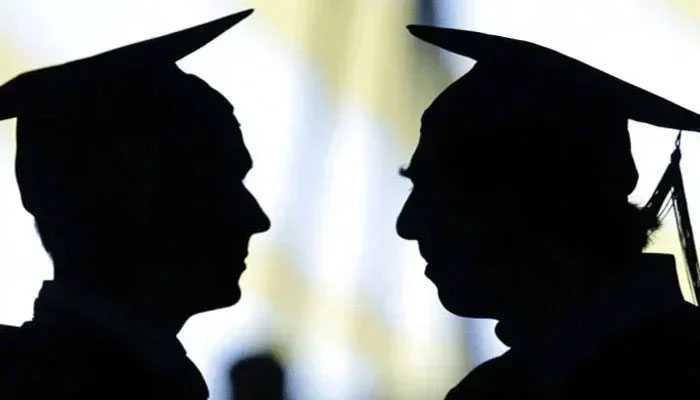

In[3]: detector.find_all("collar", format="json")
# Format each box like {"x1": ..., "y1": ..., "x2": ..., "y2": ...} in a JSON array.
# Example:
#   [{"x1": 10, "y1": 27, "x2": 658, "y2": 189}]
[
  {"x1": 501, "y1": 253, "x2": 689, "y2": 394},
  {"x1": 26, "y1": 280, "x2": 208, "y2": 398}
]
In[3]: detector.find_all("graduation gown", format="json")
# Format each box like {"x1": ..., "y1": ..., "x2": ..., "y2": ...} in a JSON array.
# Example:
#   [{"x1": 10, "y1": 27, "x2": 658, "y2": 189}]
[
  {"x1": 445, "y1": 254, "x2": 700, "y2": 399},
  {"x1": 0, "y1": 282, "x2": 208, "y2": 400}
]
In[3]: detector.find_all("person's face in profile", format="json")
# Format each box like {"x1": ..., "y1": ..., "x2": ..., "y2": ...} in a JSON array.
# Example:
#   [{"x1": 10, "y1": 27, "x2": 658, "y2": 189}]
[
  {"x1": 147, "y1": 91, "x2": 271, "y2": 313},
  {"x1": 396, "y1": 116, "x2": 532, "y2": 319},
  {"x1": 395, "y1": 65, "x2": 640, "y2": 320}
]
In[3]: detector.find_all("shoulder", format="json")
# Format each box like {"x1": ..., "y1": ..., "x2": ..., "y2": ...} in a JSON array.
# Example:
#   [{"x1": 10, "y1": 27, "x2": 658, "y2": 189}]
[
  {"x1": 0, "y1": 325, "x2": 41, "y2": 399},
  {"x1": 445, "y1": 353, "x2": 530, "y2": 399},
  {"x1": 605, "y1": 302, "x2": 700, "y2": 359},
  {"x1": 564, "y1": 303, "x2": 700, "y2": 396},
  {"x1": 0, "y1": 324, "x2": 20, "y2": 345},
  {"x1": 0, "y1": 324, "x2": 22, "y2": 340},
  {"x1": 0, "y1": 325, "x2": 21, "y2": 366},
  {"x1": 0, "y1": 324, "x2": 34, "y2": 365},
  {"x1": 1, "y1": 326, "x2": 202, "y2": 399},
  {"x1": 0, "y1": 325, "x2": 109, "y2": 399}
]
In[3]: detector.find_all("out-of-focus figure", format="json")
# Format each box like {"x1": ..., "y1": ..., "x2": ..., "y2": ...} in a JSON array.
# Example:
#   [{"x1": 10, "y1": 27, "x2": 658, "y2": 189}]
[{"x1": 230, "y1": 352, "x2": 286, "y2": 400}]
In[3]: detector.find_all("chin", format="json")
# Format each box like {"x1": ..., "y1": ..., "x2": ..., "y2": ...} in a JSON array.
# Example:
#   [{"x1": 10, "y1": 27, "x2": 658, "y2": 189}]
[
  {"x1": 436, "y1": 286, "x2": 499, "y2": 319},
  {"x1": 217, "y1": 285, "x2": 242, "y2": 307},
  {"x1": 201, "y1": 262, "x2": 246, "y2": 308},
  {"x1": 195, "y1": 284, "x2": 242, "y2": 313}
]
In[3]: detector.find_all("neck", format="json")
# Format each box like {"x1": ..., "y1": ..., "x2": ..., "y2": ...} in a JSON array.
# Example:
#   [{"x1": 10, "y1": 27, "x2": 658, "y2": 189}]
[
  {"x1": 495, "y1": 249, "x2": 641, "y2": 347},
  {"x1": 51, "y1": 277, "x2": 190, "y2": 335}
]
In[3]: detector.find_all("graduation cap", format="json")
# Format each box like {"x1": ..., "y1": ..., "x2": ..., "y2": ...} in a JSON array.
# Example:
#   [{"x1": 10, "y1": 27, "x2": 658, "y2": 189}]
[
  {"x1": 1, "y1": 9, "x2": 254, "y2": 223},
  {"x1": 0, "y1": 8, "x2": 253, "y2": 121},
  {"x1": 408, "y1": 25, "x2": 700, "y2": 131},
  {"x1": 408, "y1": 25, "x2": 700, "y2": 302}
]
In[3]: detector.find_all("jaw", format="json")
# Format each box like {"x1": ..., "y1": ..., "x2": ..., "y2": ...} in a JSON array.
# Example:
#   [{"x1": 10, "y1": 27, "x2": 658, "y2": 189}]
[
  {"x1": 436, "y1": 286, "x2": 504, "y2": 319},
  {"x1": 428, "y1": 257, "x2": 518, "y2": 320}
]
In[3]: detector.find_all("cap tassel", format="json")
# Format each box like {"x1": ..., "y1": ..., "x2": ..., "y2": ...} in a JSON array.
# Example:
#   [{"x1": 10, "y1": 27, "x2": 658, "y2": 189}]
[{"x1": 642, "y1": 132, "x2": 700, "y2": 304}]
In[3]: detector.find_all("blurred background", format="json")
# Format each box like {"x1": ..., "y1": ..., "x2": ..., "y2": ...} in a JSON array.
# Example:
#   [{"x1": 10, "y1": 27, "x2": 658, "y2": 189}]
[{"x1": 0, "y1": 1, "x2": 699, "y2": 399}]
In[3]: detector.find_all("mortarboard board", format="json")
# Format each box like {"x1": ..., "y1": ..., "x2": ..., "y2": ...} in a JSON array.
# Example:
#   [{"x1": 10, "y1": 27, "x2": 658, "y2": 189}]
[
  {"x1": 407, "y1": 25, "x2": 700, "y2": 302},
  {"x1": 0, "y1": 8, "x2": 254, "y2": 121},
  {"x1": 407, "y1": 25, "x2": 700, "y2": 132}
]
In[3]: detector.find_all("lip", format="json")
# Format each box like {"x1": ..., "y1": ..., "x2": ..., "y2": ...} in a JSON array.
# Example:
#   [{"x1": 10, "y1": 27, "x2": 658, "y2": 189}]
[
  {"x1": 417, "y1": 244, "x2": 431, "y2": 263},
  {"x1": 233, "y1": 262, "x2": 247, "y2": 275},
  {"x1": 424, "y1": 263, "x2": 435, "y2": 280}
]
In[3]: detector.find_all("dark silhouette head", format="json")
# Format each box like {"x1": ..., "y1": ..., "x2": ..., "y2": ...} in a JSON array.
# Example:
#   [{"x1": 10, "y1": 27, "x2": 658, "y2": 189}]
[
  {"x1": 0, "y1": 10, "x2": 269, "y2": 327},
  {"x1": 398, "y1": 26, "x2": 700, "y2": 320},
  {"x1": 229, "y1": 352, "x2": 285, "y2": 400}
]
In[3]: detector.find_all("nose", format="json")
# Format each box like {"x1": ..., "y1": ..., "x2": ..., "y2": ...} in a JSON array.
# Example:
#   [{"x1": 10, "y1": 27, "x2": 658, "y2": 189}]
[
  {"x1": 243, "y1": 188, "x2": 271, "y2": 234},
  {"x1": 396, "y1": 192, "x2": 419, "y2": 240}
]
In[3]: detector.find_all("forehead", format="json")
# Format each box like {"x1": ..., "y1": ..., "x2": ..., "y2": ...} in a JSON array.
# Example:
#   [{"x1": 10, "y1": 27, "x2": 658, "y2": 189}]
[
  {"x1": 182, "y1": 106, "x2": 252, "y2": 176},
  {"x1": 420, "y1": 74, "x2": 470, "y2": 132},
  {"x1": 225, "y1": 116, "x2": 253, "y2": 173},
  {"x1": 162, "y1": 77, "x2": 252, "y2": 172},
  {"x1": 409, "y1": 94, "x2": 496, "y2": 177},
  {"x1": 410, "y1": 108, "x2": 631, "y2": 195},
  {"x1": 101, "y1": 84, "x2": 253, "y2": 183}
]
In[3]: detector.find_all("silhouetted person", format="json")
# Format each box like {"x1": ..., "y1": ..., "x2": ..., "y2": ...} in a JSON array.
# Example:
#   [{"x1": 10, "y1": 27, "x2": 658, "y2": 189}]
[
  {"x1": 398, "y1": 26, "x2": 700, "y2": 399},
  {"x1": 0, "y1": 9, "x2": 270, "y2": 399},
  {"x1": 229, "y1": 352, "x2": 285, "y2": 400}
]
